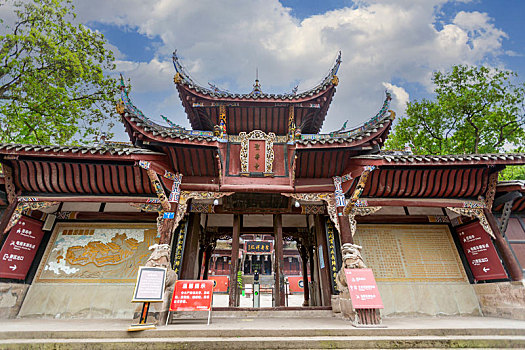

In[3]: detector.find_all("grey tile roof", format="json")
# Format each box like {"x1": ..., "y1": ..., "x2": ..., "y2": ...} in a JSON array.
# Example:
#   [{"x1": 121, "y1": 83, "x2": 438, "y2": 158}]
[
  {"x1": 172, "y1": 50, "x2": 341, "y2": 100},
  {"x1": 355, "y1": 153, "x2": 525, "y2": 164},
  {"x1": 0, "y1": 143, "x2": 164, "y2": 156},
  {"x1": 296, "y1": 92, "x2": 394, "y2": 145}
]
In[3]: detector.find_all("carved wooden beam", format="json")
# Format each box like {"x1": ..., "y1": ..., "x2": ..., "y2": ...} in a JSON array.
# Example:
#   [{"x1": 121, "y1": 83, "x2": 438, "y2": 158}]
[
  {"x1": 4, "y1": 198, "x2": 59, "y2": 233},
  {"x1": 447, "y1": 205, "x2": 495, "y2": 239},
  {"x1": 343, "y1": 165, "x2": 376, "y2": 216}
]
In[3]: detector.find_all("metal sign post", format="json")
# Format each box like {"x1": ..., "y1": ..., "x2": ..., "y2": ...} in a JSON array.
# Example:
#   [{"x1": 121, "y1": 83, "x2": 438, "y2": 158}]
[{"x1": 253, "y1": 281, "x2": 260, "y2": 308}]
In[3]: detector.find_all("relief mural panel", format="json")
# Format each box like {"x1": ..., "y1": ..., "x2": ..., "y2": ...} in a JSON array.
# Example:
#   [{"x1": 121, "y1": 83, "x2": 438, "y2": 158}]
[
  {"x1": 36, "y1": 223, "x2": 158, "y2": 283},
  {"x1": 354, "y1": 224, "x2": 467, "y2": 282}
]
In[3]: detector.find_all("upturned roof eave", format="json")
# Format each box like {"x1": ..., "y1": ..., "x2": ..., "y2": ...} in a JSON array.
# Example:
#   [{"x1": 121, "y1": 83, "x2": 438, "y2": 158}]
[
  {"x1": 352, "y1": 153, "x2": 525, "y2": 167},
  {"x1": 0, "y1": 142, "x2": 166, "y2": 162}
]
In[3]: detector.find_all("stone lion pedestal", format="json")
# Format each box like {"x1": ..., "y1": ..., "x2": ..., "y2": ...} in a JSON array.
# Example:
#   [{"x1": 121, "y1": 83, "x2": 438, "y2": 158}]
[
  {"x1": 132, "y1": 244, "x2": 177, "y2": 326},
  {"x1": 332, "y1": 243, "x2": 382, "y2": 326}
]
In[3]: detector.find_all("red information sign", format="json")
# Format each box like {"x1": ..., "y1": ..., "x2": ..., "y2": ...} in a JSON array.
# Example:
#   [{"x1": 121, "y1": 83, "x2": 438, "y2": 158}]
[
  {"x1": 344, "y1": 268, "x2": 384, "y2": 309},
  {"x1": 456, "y1": 221, "x2": 508, "y2": 281},
  {"x1": 0, "y1": 216, "x2": 45, "y2": 280},
  {"x1": 209, "y1": 275, "x2": 229, "y2": 293},
  {"x1": 170, "y1": 280, "x2": 214, "y2": 311}
]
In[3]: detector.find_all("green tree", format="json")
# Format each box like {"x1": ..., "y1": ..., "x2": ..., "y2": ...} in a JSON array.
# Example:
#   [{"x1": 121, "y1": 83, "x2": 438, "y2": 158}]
[
  {"x1": 0, "y1": 0, "x2": 117, "y2": 145},
  {"x1": 386, "y1": 65, "x2": 525, "y2": 155}
]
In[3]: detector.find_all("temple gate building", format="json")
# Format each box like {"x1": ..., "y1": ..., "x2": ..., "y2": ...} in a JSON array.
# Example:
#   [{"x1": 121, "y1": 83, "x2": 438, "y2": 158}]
[{"x1": 0, "y1": 52, "x2": 524, "y2": 320}]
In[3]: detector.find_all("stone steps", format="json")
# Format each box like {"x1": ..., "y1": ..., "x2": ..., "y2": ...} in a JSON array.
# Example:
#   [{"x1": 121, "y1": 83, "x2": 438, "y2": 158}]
[
  {"x1": 1, "y1": 334, "x2": 525, "y2": 349},
  {"x1": 1, "y1": 316, "x2": 524, "y2": 349}
]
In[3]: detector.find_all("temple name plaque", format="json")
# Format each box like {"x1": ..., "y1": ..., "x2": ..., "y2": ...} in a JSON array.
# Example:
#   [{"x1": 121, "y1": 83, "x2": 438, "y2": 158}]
[
  {"x1": 344, "y1": 268, "x2": 384, "y2": 309},
  {"x1": 132, "y1": 266, "x2": 166, "y2": 302}
]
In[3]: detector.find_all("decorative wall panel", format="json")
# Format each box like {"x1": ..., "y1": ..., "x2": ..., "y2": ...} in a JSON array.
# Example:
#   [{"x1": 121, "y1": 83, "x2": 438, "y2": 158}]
[
  {"x1": 354, "y1": 224, "x2": 467, "y2": 282},
  {"x1": 36, "y1": 223, "x2": 158, "y2": 283}
]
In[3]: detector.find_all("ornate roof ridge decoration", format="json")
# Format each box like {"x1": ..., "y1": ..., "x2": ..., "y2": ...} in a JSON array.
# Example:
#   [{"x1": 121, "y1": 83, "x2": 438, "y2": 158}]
[
  {"x1": 355, "y1": 152, "x2": 525, "y2": 164},
  {"x1": 0, "y1": 142, "x2": 163, "y2": 156},
  {"x1": 172, "y1": 50, "x2": 342, "y2": 100},
  {"x1": 297, "y1": 91, "x2": 393, "y2": 145},
  {"x1": 117, "y1": 76, "x2": 216, "y2": 142}
]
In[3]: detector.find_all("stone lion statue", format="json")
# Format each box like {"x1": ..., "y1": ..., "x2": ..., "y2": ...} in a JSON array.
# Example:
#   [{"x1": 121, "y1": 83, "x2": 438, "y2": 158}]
[
  {"x1": 146, "y1": 244, "x2": 177, "y2": 288},
  {"x1": 336, "y1": 243, "x2": 366, "y2": 293}
]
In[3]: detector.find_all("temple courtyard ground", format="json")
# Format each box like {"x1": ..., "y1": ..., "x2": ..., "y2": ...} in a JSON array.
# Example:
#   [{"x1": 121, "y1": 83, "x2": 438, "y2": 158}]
[{"x1": 0, "y1": 314, "x2": 524, "y2": 348}]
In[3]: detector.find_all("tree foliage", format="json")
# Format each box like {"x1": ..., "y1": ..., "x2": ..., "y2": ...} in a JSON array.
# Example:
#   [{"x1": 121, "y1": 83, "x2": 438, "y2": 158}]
[
  {"x1": 0, "y1": 0, "x2": 117, "y2": 145},
  {"x1": 386, "y1": 65, "x2": 525, "y2": 155}
]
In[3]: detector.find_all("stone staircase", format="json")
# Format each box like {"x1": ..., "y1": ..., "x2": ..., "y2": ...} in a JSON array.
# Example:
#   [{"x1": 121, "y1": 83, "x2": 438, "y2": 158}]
[{"x1": 1, "y1": 315, "x2": 524, "y2": 349}]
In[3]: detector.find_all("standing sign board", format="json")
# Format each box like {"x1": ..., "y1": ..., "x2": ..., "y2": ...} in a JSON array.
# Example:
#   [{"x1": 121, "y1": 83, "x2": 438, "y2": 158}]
[
  {"x1": 0, "y1": 216, "x2": 45, "y2": 280},
  {"x1": 132, "y1": 266, "x2": 167, "y2": 302},
  {"x1": 456, "y1": 221, "x2": 508, "y2": 281},
  {"x1": 170, "y1": 280, "x2": 214, "y2": 325},
  {"x1": 344, "y1": 268, "x2": 384, "y2": 309}
]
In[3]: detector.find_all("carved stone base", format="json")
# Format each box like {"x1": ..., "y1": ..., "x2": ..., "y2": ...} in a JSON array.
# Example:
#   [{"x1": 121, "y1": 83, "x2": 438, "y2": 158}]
[
  {"x1": 132, "y1": 285, "x2": 173, "y2": 326},
  {"x1": 332, "y1": 291, "x2": 357, "y2": 323}
]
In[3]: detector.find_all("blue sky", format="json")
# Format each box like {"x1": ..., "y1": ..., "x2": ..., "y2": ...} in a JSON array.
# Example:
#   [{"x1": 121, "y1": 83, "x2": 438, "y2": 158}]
[{"x1": 69, "y1": 0, "x2": 525, "y2": 140}]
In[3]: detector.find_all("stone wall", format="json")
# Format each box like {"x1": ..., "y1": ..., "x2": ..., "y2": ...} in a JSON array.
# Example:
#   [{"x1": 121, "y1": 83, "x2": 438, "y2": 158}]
[
  {"x1": 333, "y1": 281, "x2": 481, "y2": 318},
  {"x1": 18, "y1": 283, "x2": 135, "y2": 319},
  {"x1": 473, "y1": 282, "x2": 525, "y2": 320},
  {"x1": 0, "y1": 283, "x2": 29, "y2": 319},
  {"x1": 378, "y1": 281, "x2": 480, "y2": 316}
]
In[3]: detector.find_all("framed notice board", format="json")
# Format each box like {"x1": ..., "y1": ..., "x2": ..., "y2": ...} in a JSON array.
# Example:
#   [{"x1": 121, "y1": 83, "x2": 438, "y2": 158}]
[{"x1": 132, "y1": 266, "x2": 167, "y2": 303}]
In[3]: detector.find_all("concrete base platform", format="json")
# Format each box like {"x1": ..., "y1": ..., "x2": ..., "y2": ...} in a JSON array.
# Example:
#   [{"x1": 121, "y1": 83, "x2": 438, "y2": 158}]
[{"x1": 0, "y1": 316, "x2": 524, "y2": 348}]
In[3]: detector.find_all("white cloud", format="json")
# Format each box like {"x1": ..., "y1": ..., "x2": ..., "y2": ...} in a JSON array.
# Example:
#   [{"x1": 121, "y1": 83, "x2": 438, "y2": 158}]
[
  {"x1": 382, "y1": 83, "x2": 409, "y2": 114},
  {"x1": 69, "y1": 0, "x2": 508, "y2": 135}
]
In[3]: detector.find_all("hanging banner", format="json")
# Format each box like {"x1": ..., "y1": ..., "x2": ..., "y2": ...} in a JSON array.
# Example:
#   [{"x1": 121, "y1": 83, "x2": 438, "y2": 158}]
[
  {"x1": 344, "y1": 268, "x2": 384, "y2": 309},
  {"x1": 0, "y1": 216, "x2": 45, "y2": 280},
  {"x1": 456, "y1": 221, "x2": 508, "y2": 281},
  {"x1": 170, "y1": 280, "x2": 214, "y2": 311}
]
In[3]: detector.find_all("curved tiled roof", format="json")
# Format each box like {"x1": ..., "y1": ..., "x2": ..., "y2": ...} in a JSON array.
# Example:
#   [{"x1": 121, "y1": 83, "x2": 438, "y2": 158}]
[
  {"x1": 0, "y1": 142, "x2": 163, "y2": 156},
  {"x1": 172, "y1": 50, "x2": 341, "y2": 101},
  {"x1": 355, "y1": 152, "x2": 525, "y2": 165},
  {"x1": 296, "y1": 92, "x2": 394, "y2": 145},
  {"x1": 118, "y1": 79, "x2": 217, "y2": 143}
]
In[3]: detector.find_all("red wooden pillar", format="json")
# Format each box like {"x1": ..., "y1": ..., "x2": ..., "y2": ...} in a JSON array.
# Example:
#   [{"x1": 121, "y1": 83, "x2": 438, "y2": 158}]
[
  {"x1": 337, "y1": 207, "x2": 354, "y2": 245},
  {"x1": 159, "y1": 202, "x2": 178, "y2": 245},
  {"x1": 299, "y1": 244, "x2": 310, "y2": 306},
  {"x1": 314, "y1": 215, "x2": 332, "y2": 306},
  {"x1": 484, "y1": 209, "x2": 523, "y2": 281},
  {"x1": 181, "y1": 213, "x2": 201, "y2": 280},
  {"x1": 273, "y1": 214, "x2": 285, "y2": 307},
  {"x1": 202, "y1": 244, "x2": 213, "y2": 280},
  {"x1": 308, "y1": 245, "x2": 320, "y2": 306},
  {"x1": 229, "y1": 214, "x2": 241, "y2": 307}
]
